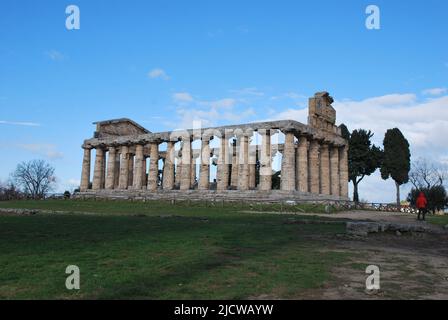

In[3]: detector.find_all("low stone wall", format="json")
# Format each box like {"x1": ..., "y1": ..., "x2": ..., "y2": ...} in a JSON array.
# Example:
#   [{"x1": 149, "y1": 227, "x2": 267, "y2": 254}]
[
  {"x1": 0, "y1": 208, "x2": 38, "y2": 216},
  {"x1": 346, "y1": 221, "x2": 434, "y2": 237},
  {"x1": 74, "y1": 189, "x2": 350, "y2": 204}
]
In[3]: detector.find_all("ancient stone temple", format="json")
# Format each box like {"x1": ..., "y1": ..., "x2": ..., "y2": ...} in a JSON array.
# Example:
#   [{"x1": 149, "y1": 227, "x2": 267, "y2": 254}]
[{"x1": 76, "y1": 92, "x2": 349, "y2": 202}]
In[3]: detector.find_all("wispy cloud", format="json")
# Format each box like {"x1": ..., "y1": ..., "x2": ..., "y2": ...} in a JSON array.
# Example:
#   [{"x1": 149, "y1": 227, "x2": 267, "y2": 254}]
[
  {"x1": 230, "y1": 87, "x2": 264, "y2": 97},
  {"x1": 0, "y1": 120, "x2": 40, "y2": 127},
  {"x1": 148, "y1": 68, "x2": 170, "y2": 80},
  {"x1": 173, "y1": 92, "x2": 194, "y2": 103},
  {"x1": 17, "y1": 144, "x2": 64, "y2": 160},
  {"x1": 422, "y1": 87, "x2": 447, "y2": 96},
  {"x1": 207, "y1": 29, "x2": 224, "y2": 38},
  {"x1": 236, "y1": 25, "x2": 250, "y2": 34},
  {"x1": 45, "y1": 50, "x2": 67, "y2": 61},
  {"x1": 170, "y1": 92, "x2": 255, "y2": 129}
]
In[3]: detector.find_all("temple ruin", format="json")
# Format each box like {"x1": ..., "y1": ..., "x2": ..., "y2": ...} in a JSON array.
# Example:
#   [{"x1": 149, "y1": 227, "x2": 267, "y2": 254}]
[{"x1": 76, "y1": 92, "x2": 349, "y2": 202}]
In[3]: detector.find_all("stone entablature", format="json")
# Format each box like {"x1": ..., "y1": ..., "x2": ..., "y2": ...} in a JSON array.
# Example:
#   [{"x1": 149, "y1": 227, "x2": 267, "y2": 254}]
[
  {"x1": 78, "y1": 92, "x2": 349, "y2": 201},
  {"x1": 93, "y1": 118, "x2": 151, "y2": 139}
]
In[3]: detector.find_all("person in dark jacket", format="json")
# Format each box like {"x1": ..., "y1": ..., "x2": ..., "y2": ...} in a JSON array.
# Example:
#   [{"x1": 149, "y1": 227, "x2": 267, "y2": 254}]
[{"x1": 416, "y1": 192, "x2": 428, "y2": 221}]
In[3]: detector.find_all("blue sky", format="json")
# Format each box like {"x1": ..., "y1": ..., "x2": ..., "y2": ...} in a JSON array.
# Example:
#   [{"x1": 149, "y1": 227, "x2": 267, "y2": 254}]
[{"x1": 1, "y1": 0, "x2": 447, "y2": 202}]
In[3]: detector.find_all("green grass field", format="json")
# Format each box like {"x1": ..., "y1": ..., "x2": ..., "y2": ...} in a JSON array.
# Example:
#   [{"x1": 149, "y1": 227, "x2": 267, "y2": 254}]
[
  {"x1": 427, "y1": 214, "x2": 448, "y2": 226},
  {"x1": 0, "y1": 200, "x2": 348, "y2": 300}
]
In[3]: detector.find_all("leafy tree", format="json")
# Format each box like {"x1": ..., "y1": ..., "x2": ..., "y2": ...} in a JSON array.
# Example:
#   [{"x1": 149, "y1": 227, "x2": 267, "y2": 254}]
[
  {"x1": 407, "y1": 186, "x2": 448, "y2": 214},
  {"x1": 339, "y1": 123, "x2": 351, "y2": 141},
  {"x1": 381, "y1": 128, "x2": 411, "y2": 206},
  {"x1": 347, "y1": 128, "x2": 383, "y2": 203},
  {"x1": 12, "y1": 159, "x2": 56, "y2": 199}
]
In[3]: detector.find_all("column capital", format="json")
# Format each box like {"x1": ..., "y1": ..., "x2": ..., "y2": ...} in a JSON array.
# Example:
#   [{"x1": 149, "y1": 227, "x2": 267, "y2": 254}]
[
  {"x1": 281, "y1": 128, "x2": 296, "y2": 134},
  {"x1": 82, "y1": 144, "x2": 93, "y2": 150},
  {"x1": 320, "y1": 141, "x2": 331, "y2": 148}
]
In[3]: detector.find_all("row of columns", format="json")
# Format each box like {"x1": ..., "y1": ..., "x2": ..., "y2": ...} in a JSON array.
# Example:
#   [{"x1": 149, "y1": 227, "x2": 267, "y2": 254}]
[{"x1": 80, "y1": 132, "x2": 348, "y2": 198}]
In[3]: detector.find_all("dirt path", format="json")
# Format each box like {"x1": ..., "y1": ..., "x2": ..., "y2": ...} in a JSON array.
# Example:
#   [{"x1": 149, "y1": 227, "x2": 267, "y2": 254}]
[
  {"x1": 303, "y1": 210, "x2": 423, "y2": 223},
  {"x1": 303, "y1": 228, "x2": 448, "y2": 299}
]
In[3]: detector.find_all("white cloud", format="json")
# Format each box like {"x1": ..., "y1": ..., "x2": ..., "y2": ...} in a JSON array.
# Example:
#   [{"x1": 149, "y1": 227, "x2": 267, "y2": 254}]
[
  {"x1": 175, "y1": 106, "x2": 255, "y2": 129},
  {"x1": 173, "y1": 92, "x2": 194, "y2": 103},
  {"x1": 357, "y1": 93, "x2": 417, "y2": 107},
  {"x1": 45, "y1": 50, "x2": 66, "y2": 61},
  {"x1": 237, "y1": 26, "x2": 250, "y2": 34},
  {"x1": 0, "y1": 120, "x2": 40, "y2": 127},
  {"x1": 148, "y1": 68, "x2": 170, "y2": 80},
  {"x1": 17, "y1": 144, "x2": 64, "y2": 160},
  {"x1": 207, "y1": 29, "x2": 224, "y2": 38},
  {"x1": 169, "y1": 93, "x2": 255, "y2": 129},
  {"x1": 209, "y1": 98, "x2": 236, "y2": 109},
  {"x1": 284, "y1": 92, "x2": 307, "y2": 100},
  {"x1": 230, "y1": 87, "x2": 264, "y2": 97},
  {"x1": 422, "y1": 87, "x2": 447, "y2": 96},
  {"x1": 67, "y1": 179, "x2": 80, "y2": 188}
]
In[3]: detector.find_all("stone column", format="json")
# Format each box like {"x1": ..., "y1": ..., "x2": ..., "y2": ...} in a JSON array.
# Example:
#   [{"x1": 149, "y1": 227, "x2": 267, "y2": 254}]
[
  {"x1": 142, "y1": 156, "x2": 147, "y2": 188},
  {"x1": 339, "y1": 145, "x2": 349, "y2": 198},
  {"x1": 175, "y1": 158, "x2": 182, "y2": 187},
  {"x1": 320, "y1": 143, "x2": 331, "y2": 195},
  {"x1": 101, "y1": 153, "x2": 106, "y2": 189},
  {"x1": 114, "y1": 151, "x2": 120, "y2": 188},
  {"x1": 296, "y1": 136, "x2": 309, "y2": 193},
  {"x1": 217, "y1": 137, "x2": 229, "y2": 191},
  {"x1": 248, "y1": 143, "x2": 257, "y2": 189},
  {"x1": 180, "y1": 139, "x2": 192, "y2": 190},
  {"x1": 199, "y1": 137, "x2": 210, "y2": 190},
  {"x1": 133, "y1": 145, "x2": 144, "y2": 190},
  {"x1": 105, "y1": 147, "x2": 117, "y2": 190},
  {"x1": 330, "y1": 145, "x2": 340, "y2": 196},
  {"x1": 163, "y1": 142, "x2": 175, "y2": 190},
  {"x1": 118, "y1": 146, "x2": 129, "y2": 189},
  {"x1": 237, "y1": 135, "x2": 249, "y2": 191},
  {"x1": 191, "y1": 154, "x2": 196, "y2": 188},
  {"x1": 92, "y1": 148, "x2": 105, "y2": 190},
  {"x1": 147, "y1": 142, "x2": 159, "y2": 191},
  {"x1": 281, "y1": 131, "x2": 296, "y2": 191},
  {"x1": 259, "y1": 130, "x2": 272, "y2": 191},
  {"x1": 127, "y1": 153, "x2": 134, "y2": 187},
  {"x1": 308, "y1": 140, "x2": 320, "y2": 195},
  {"x1": 80, "y1": 147, "x2": 92, "y2": 191},
  {"x1": 230, "y1": 140, "x2": 238, "y2": 188}
]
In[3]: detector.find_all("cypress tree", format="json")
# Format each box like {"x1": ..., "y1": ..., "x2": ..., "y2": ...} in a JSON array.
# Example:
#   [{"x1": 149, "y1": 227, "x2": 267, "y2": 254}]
[{"x1": 381, "y1": 128, "x2": 411, "y2": 206}]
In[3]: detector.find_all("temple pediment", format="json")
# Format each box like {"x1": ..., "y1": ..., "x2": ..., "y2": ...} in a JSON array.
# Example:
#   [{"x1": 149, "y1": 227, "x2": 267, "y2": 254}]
[{"x1": 93, "y1": 118, "x2": 151, "y2": 138}]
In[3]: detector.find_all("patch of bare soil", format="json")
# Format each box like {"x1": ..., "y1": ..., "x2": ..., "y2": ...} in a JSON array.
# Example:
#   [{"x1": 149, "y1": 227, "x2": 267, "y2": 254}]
[{"x1": 309, "y1": 231, "x2": 448, "y2": 300}]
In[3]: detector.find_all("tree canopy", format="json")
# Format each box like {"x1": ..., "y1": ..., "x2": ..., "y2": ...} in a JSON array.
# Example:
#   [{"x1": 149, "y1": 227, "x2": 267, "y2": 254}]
[
  {"x1": 381, "y1": 128, "x2": 411, "y2": 206},
  {"x1": 12, "y1": 159, "x2": 56, "y2": 199},
  {"x1": 341, "y1": 124, "x2": 383, "y2": 203}
]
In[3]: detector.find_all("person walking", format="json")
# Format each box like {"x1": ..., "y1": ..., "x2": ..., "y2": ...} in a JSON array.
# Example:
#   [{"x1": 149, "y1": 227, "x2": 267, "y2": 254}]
[{"x1": 416, "y1": 192, "x2": 428, "y2": 221}]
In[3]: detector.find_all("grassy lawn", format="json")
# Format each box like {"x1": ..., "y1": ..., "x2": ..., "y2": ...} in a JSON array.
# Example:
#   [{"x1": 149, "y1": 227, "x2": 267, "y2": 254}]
[
  {"x1": 427, "y1": 214, "x2": 448, "y2": 226},
  {"x1": 0, "y1": 200, "x2": 348, "y2": 299}
]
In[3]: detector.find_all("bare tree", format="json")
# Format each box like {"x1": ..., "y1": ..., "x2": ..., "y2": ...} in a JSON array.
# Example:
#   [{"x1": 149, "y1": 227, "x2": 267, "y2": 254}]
[
  {"x1": 12, "y1": 160, "x2": 56, "y2": 199},
  {"x1": 409, "y1": 158, "x2": 447, "y2": 189},
  {"x1": 0, "y1": 180, "x2": 24, "y2": 201}
]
